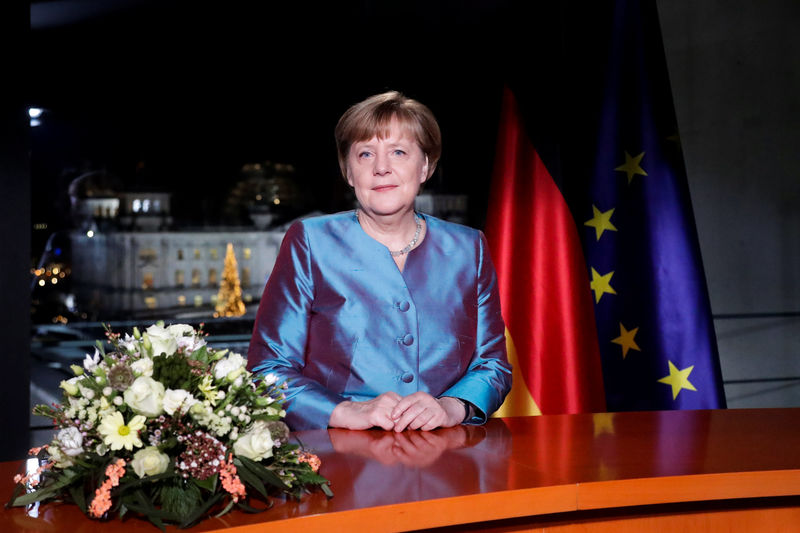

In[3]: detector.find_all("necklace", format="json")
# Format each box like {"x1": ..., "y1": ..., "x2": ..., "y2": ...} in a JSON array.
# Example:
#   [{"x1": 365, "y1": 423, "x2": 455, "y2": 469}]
[{"x1": 356, "y1": 210, "x2": 423, "y2": 256}]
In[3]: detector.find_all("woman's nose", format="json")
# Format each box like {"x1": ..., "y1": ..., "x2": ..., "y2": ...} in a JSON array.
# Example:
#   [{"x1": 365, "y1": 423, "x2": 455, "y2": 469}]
[{"x1": 373, "y1": 152, "x2": 391, "y2": 175}]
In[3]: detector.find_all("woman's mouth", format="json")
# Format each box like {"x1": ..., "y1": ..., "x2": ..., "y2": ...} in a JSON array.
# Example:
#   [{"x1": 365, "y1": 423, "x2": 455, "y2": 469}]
[{"x1": 372, "y1": 185, "x2": 398, "y2": 192}]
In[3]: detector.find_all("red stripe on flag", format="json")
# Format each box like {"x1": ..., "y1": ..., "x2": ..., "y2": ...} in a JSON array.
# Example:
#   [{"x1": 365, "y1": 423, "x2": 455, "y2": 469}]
[{"x1": 485, "y1": 87, "x2": 606, "y2": 414}]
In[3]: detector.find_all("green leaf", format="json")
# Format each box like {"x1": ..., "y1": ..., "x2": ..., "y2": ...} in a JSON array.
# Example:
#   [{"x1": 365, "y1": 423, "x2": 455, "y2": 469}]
[
  {"x1": 10, "y1": 470, "x2": 81, "y2": 506},
  {"x1": 178, "y1": 491, "x2": 224, "y2": 529},
  {"x1": 193, "y1": 474, "x2": 217, "y2": 493},
  {"x1": 236, "y1": 456, "x2": 289, "y2": 491},
  {"x1": 235, "y1": 499, "x2": 272, "y2": 514},
  {"x1": 68, "y1": 484, "x2": 87, "y2": 512},
  {"x1": 121, "y1": 490, "x2": 171, "y2": 532},
  {"x1": 212, "y1": 498, "x2": 236, "y2": 519},
  {"x1": 159, "y1": 479, "x2": 201, "y2": 519},
  {"x1": 232, "y1": 461, "x2": 269, "y2": 500}
]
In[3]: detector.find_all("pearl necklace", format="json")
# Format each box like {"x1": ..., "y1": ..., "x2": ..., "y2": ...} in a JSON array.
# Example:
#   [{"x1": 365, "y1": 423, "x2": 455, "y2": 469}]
[{"x1": 356, "y1": 210, "x2": 423, "y2": 256}]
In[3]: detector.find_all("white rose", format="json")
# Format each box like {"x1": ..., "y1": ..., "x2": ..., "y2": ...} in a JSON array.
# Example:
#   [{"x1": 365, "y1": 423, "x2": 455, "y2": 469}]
[
  {"x1": 262, "y1": 373, "x2": 279, "y2": 386},
  {"x1": 214, "y1": 353, "x2": 246, "y2": 381},
  {"x1": 124, "y1": 376, "x2": 165, "y2": 417},
  {"x1": 233, "y1": 421, "x2": 274, "y2": 461},
  {"x1": 131, "y1": 446, "x2": 170, "y2": 478},
  {"x1": 145, "y1": 324, "x2": 177, "y2": 356},
  {"x1": 163, "y1": 389, "x2": 198, "y2": 416},
  {"x1": 166, "y1": 324, "x2": 194, "y2": 337},
  {"x1": 57, "y1": 427, "x2": 84, "y2": 457},
  {"x1": 130, "y1": 357, "x2": 154, "y2": 377}
]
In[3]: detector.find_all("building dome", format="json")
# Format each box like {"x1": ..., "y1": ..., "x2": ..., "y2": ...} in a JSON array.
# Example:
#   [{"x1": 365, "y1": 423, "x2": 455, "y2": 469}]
[{"x1": 68, "y1": 170, "x2": 123, "y2": 201}]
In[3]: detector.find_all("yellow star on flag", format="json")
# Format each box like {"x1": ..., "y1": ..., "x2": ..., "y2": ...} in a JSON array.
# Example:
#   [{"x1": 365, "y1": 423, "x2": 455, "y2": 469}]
[
  {"x1": 658, "y1": 361, "x2": 697, "y2": 400},
  {"x1": 611, "y1": 323, "x2": 640, "y2": 359},
  {"x1": 589, "y1": 267, "x2": 616, "y2": 303},
  {"x1": 614, "y1": 151, "x2": 648, "y2": 184},
  {"x1": 584, "y1": 205, "x2": 617, "y2": 241}
]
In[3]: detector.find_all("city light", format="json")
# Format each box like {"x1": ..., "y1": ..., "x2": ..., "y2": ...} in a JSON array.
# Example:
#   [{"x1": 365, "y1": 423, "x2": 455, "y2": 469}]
[
  {"x1": 87, "y1": 230, "x2": 95, "y2": 238},
  {"x1": 29, "y1": 108, "x2": 44, "y2": 127}
]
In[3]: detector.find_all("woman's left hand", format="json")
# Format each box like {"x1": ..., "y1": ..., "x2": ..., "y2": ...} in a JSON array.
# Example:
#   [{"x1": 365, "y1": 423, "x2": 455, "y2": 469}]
[{"x1": 390, "y1": 392, "x2": 465, "y2": 432}]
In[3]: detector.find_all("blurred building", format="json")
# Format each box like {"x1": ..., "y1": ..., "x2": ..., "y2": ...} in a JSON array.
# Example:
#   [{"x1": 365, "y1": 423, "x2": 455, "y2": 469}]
[
  {"x1": 59, "y1": 166, "x2": 470, "y2": 321},
  {"x1": 65, "y1": 168, "x2": 288, "y2": 320}
]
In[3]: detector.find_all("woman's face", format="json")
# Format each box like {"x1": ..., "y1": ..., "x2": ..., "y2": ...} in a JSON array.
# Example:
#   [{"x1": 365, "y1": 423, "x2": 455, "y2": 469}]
[{"x1": 346, "y1": 119, "x2": 428, "y2": 218}]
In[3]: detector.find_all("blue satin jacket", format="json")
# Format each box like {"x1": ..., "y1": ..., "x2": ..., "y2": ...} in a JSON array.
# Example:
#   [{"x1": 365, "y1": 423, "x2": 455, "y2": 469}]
[{"x1": 247, "y1": 211, "x2": 512, "y2": 430}]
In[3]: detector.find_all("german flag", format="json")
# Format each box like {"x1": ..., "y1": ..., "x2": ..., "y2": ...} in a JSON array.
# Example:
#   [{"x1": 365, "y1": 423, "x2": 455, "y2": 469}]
[{"x1": 487, "y1": 0, "x2": 725, "y2": 416}]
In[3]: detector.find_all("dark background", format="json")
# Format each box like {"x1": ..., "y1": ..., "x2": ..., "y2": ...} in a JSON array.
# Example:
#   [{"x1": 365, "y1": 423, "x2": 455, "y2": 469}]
[{"x1": 28, "y1": 0, "x2": 559, "y2": 252}]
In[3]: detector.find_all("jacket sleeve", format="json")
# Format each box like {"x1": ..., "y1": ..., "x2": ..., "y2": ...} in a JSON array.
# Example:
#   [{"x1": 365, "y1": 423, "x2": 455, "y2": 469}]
[
  {"x1": 439, "y1": 231, "x2": 512, "y2": 423},
  {"x1": 247, "y1": 221, "x2": 345, "y2": 430}
]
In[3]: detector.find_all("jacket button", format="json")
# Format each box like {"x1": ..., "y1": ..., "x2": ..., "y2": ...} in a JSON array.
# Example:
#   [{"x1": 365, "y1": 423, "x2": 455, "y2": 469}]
[
  {"x1": 402, "y1": 334, "x2": 414, "y2": 346},
  {"x1": 396, "y1": 301, "x2": 410, "y2": 312},
  {"x1": 401, "y1": 372, "x2": 414, "y2": 383}
]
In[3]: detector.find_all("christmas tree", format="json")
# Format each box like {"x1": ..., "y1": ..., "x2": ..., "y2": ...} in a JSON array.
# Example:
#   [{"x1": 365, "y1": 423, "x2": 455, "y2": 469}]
[{"x1": 214, "y1": 243, "x2": 246, "y2": 317}]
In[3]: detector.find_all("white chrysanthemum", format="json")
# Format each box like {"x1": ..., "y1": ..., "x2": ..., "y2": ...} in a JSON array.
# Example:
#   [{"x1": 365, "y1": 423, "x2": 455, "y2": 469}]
[{"x1": 98, "y1": 411, "x2": 146, "y2": 451}]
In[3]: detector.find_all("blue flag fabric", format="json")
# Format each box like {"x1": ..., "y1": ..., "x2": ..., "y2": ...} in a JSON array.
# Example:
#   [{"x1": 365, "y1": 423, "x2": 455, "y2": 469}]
[{"x1": 580, "y1": 0, "x2": 726, "y2": 410}]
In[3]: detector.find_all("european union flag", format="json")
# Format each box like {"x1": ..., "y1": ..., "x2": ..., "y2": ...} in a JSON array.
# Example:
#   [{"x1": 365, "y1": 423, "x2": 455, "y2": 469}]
[{"x1": 579, "y1": 0, "x2": 726, "y2": 410}]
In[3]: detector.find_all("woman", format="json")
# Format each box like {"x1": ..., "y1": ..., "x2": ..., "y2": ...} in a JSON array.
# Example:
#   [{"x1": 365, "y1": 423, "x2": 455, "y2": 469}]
[{"x1": 247, "y1": 91, "x2": 511, "y2": 431}]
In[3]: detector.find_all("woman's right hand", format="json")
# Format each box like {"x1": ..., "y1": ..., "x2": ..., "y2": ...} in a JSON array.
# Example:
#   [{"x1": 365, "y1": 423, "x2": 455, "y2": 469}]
[{"x1": 328, "y1": 392, "x2": 403, "y2": 430}]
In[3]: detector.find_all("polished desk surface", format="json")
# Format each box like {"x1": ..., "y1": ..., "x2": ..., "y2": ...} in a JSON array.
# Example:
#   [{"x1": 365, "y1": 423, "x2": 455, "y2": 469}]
[{"x1": 2, "y1": 408, "x2": 799, "y2": 532}]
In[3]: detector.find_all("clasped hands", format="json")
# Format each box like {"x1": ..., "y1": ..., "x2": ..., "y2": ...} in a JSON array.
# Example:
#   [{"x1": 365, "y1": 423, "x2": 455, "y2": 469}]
[{"x1": 328, "y1": 391, "x2": 466, "y2": 431}]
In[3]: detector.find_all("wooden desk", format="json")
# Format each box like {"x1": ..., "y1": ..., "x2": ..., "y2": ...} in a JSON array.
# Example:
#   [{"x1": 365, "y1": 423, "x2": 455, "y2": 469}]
[{"x1": 2, "y1": 408, "x2": 800, "y2": 532}]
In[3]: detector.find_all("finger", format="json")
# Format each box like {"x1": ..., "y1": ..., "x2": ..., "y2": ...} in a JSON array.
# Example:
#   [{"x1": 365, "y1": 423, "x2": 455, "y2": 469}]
[
  {"x1": 391, "y1": 391, "x2": 432, "y2": 419},
  {"x1": 374, "y1": 416, "x2": 396, "y2": 431},
  {"x1": 391, "y1": 395, "x2": 417, "y2": 420},
  {"x1": 383, "y1": 391, "x2": 403, "y2": 403},
  {"x1": 419, "y1": 414, "x2": 444, "y2": 431},
  {"x1": 396, "y1": 400, "x2": 437, "y2": 432},
  {"x1": 393, "y1": 403, "x2": 426, "y2": 432},
  {"x1": 410, "y1": 410, "x2": 439, "y2": 431}
]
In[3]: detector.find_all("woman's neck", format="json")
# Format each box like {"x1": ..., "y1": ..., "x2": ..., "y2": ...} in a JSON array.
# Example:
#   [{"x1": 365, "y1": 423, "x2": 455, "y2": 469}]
[{"x1": 356, "y1": 208, "x2": 424, "y2": 255}]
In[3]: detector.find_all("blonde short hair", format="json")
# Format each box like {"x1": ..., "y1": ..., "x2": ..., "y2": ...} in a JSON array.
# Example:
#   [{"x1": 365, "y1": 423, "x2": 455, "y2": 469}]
[{"x1": 334, "y1": 91, "x2": 442, "y2": 181}]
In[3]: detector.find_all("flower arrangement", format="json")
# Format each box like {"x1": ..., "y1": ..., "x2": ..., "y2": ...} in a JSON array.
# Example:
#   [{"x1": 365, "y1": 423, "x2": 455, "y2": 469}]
[{"x1": 8, "y1": 322, "x2": 331, "y2": 530}]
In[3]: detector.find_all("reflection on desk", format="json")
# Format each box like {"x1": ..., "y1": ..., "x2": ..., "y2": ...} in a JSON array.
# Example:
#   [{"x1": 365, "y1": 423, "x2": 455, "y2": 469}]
[
  {"x1": 304, "y1": 422, "x2": 512, "y2": 508},
  {"x1": 2, "y1": 409, "x2": 800, "y2": 532}
]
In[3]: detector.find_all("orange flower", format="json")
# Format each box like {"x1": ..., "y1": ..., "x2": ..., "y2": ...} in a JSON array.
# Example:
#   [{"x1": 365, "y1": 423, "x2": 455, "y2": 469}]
[
  {"x1": 89, "y1": 459, "x2": 126, "y2": 518},
  {"x1": 219, "y1": 454, "x2": 246, "y2": 502},
  {"x1": 14, "y1": 460, "x2": 54, "y2": 487},
  {"x1": 28, "y1": 444, "x2": 49, "y2": 456},
  {"x1": 298, "y1": 452, "x2": 321, "y2": 473}
]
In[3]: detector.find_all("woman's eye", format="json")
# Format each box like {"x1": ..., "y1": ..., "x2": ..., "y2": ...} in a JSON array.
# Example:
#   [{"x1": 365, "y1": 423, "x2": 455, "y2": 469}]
[
  {"x1": 392, "y1": 149, "x2": 407, "y2": 156},
  {"x1": 358, "y1": 151, "x2": 373, "y2": 159}
]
